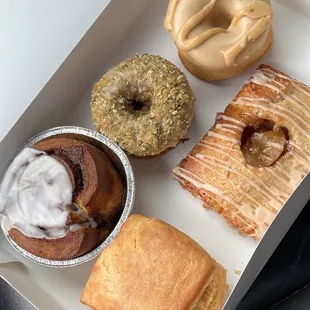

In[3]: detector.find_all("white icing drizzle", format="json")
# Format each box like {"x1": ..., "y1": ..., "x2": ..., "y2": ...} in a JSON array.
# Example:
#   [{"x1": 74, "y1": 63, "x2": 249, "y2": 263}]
[
  {"x1": 266, "y1": 81, "x2": 310, "y2": 115},
  {"x1": 261, "y1": 67, "x2": 310, "y2": 98},
  {"x1": 176, "y1": 67, "x2": 310, "y2": 239},
  {"x1": 216, "y1": 114, "x2": 245, "y2": 127},
  {"x1": 191, "y1": 154, "x2": 263, "y2": 209},
  {"x1": 261, "y1": 68, "x2": 290, "y2": 81},
  {"x1": 215, "y1": 124, "x2": 240, "y2": 135},
  {"x1": 275, "y1": 162, "x2": 292, "y2": 180},
  {"x1": 193, "y1": 153, "x2": 278, "y2": 212},
  {"x1": 252, "y1": 69, "x2": 310, "y2": 114},
  {"x1": 274, "y1": 162, "x2": 291, "y2": 181},
  {"x1": 253, "y1": 70, "x2": 285, "y2": 89},
  {"x1": 290, "y1": 169, "x2": 305, "y2": 187},
  {"x1": 216, "y1": 123, "x2": 243, "y2": 133},
  {"x1": 198, "y1": 140, "x2": 286, "y2": 205},
  {"x1": 198, "y1": 140, "x2": 239, "y2": 153},
  {"x1": 265, "y1": 167, "x2": 294, "y2": 191},
  {"x1": 293, "y1": 85, "x2": 310, "y2": 98},
  {"x1": 238, "y1": 204, "x2": 272, "y2": 228},
  {"x1": 269, "y1": 186, "x2": 285, "y2": 198},
  {"x1": 267, "y1": 141, "x2": 283, "y2": 150},
  {"x1": 289, "y1": 141, "x2": 310, "y2": 160},
  {"x1": 234, "y1": 67, "x2": 310, "y2": 187},
  {"x1": 261, "y1": 155, "x2": 273, "y2": 162},
  {"x1": 175, "y1": 173, "x2": 260, "y2": 236},
  {"x1": 175, "y1": 167, "x2": 240, "y2": 208},
  {"x1": 207, "y1": 131, "x2": 240, "y2": 144},
  {"x1": 175, "y1": 167, "x2": 269, "y2": 236},
  {"x1": 292, "y1": 153, "x2": 310, "y2": 170},
  {"x1": 240, "y1": 95, "x2": 310, "y2": 133},
  {"x1": 174, "y1": 167, "x2": 260, "y2": 231},
  {"x1": 250, "y1": 70, "x2": 274, "y2": 85},
  {"x1": 0, "y1": 148, "x2": 96, "y2": 240},
  {"x1": 291, "y1": 94, "x2": 310, "y2": 113},
  {"x1": 252, "y1": 132, "x2": 284, "y2": 150},
  {"x1": 233, "y1": 97, "x2": 310, "y2": 137}
]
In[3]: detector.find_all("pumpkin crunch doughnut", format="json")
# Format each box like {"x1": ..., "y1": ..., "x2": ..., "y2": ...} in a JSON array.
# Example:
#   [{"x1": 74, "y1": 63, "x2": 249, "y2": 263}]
[
  {"x1": 164, "y1": 0, "x2": 273, "y2": 80},
  {"x1": 91, "y1": 54, "x2": 195, "y2": 157}
]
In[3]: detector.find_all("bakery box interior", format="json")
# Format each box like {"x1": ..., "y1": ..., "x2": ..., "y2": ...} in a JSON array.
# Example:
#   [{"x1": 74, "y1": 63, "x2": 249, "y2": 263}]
[{"x1": 1, "y1": 0, "x2": 310, "y2": 309}]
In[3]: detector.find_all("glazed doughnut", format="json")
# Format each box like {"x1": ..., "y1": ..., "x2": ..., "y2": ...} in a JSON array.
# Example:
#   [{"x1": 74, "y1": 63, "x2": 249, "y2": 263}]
[
  {"x1": 165, "y1": 0, "x2": 273, "y2": 80},
  {"x1": 91, "y1": 54, "x2": 195, "y2": 157}
]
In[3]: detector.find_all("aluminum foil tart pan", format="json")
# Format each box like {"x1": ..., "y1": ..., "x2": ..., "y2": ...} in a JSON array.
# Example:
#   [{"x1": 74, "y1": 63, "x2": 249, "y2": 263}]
[{"x1": 1, "y1": 126, "x2": 135, "y2": 268}]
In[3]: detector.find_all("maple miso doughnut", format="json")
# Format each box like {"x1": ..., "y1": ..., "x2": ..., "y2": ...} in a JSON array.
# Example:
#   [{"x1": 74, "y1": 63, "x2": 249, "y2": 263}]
[
  {"x1": 91, "y1": 54, "x2": 195, "y2": 157},
  {"x1": 165, "y1": 0, "x2": 273, "y2": 80}
]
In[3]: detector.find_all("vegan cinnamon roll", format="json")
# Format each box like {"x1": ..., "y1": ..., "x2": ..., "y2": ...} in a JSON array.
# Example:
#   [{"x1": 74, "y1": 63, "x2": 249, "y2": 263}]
[{"x1": 0, "y1": 137, "x2": 124, "y2": 260}]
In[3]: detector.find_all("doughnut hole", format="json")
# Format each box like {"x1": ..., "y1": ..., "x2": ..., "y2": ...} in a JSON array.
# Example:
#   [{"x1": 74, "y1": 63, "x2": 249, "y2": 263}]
[
  {"x1": 192, "y1": 1, "x2": 233, "y2": 34},
  {"x1": 207, "y1": 2, "x2": 233, "y2": 29},
  {"x1": 125, "y1": 88, "x2": 152, "y2": 113},
  {"x1": 241, "y1": 120, "x2": 289, "y2": 168},
  {"x1": 129, "y1": 98, "x2": 151, "y2": 112},
  {"x1": 131, "y1": 100, "x2": 144, "y2": 111}
]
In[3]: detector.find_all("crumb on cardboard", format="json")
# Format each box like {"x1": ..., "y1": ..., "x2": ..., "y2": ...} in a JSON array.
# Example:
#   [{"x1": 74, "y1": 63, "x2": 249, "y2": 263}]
[
  {"x1": 181, "y1": 137, "x2": 190, "y2": 143},
  {"x1": 234, "y1": 269, "x2": 242, "y2": 275}
]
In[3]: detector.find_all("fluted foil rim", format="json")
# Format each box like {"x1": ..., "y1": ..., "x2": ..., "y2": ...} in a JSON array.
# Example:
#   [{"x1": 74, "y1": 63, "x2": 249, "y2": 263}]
[{"x1": 2, "y1": 126, "x2": 135, "y2": 268}]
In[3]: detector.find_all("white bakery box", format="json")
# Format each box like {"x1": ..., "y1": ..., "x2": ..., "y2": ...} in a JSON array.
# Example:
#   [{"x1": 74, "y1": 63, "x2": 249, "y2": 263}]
[{"x1": 1, "y1": 0, "x2": 310, "y2": 309}]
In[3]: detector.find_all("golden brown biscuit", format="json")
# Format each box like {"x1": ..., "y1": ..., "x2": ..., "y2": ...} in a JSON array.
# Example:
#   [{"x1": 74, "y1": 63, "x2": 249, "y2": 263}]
[
  {"x1": 81, "y1": 214, "x2": 227, "y2": 310},
  {"x1": 195, "y1": 263, "x2": 228, "y2": 310},
  {"x1": 174, "y1": 65, "x2": 310, "y2": 239}
]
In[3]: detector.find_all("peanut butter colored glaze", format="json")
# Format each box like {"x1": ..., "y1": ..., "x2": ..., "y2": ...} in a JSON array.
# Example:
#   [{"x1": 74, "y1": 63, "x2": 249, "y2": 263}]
[
  {"x1": 165, "y1": 0, "x2": 273, "y2": 80},
  {"x1": 91, "y1": 54, "x2": 195, "y2": 157}
]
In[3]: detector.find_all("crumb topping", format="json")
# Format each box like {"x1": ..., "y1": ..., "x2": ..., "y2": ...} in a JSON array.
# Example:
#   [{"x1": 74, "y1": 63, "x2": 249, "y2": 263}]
[{"x1": 91, "y1": 54, "x2": 195, "y2": 156}]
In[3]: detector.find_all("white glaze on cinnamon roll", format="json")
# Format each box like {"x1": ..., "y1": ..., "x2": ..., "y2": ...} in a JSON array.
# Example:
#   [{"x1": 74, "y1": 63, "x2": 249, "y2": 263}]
[{"x1": 0, "y1": 148, "x2": 96, "y2": 239}]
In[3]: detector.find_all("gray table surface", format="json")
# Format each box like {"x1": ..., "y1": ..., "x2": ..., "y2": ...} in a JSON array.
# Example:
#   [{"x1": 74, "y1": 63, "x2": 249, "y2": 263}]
[{"x1": 0, "y1": 276, "x2": 37, "y2": 310}]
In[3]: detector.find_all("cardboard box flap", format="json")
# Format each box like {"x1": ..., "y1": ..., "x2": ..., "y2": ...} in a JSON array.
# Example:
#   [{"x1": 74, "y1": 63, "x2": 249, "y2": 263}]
[{"x1": 0, "y1": 0, "x2": 111, "y2": 143}]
